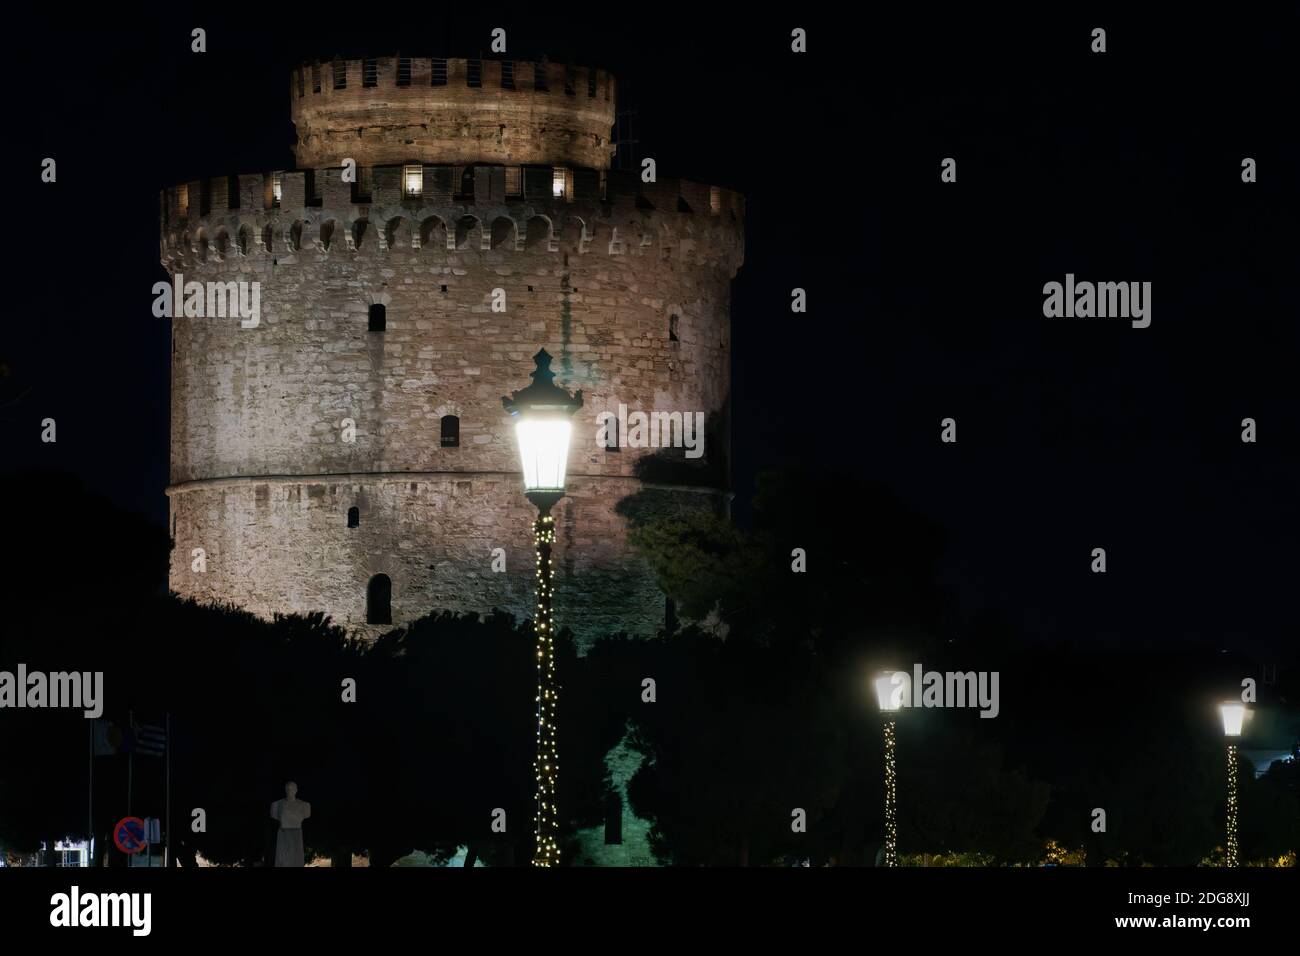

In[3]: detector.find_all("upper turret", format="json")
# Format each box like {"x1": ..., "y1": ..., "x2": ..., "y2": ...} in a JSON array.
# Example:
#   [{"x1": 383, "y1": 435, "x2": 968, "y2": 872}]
[{"x1": 290, "y1": 56, "x2": 618, "y2": 169}]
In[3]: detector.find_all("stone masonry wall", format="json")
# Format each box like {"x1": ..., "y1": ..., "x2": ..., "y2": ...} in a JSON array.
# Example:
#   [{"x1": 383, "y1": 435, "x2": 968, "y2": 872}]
[
  {"x1": 168, "y1": 474, "x2": 716, "y2": 646},
  {"x1": 162, "y1": 169, "x2": 743, "y2": 647}
]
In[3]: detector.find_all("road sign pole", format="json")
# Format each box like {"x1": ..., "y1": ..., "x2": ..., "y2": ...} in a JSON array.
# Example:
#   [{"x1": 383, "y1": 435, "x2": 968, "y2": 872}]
[{"x1": 127, "y1": 710, "x2": 134, "y2": 818}]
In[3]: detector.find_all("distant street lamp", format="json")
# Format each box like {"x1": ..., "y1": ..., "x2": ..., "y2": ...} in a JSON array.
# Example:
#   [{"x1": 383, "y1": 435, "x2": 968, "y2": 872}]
[
  {"x1": 875, "y1": 671, "x2": 905, "y2": 867},
  {"x1": 503, "y1": 349, "x2": 583, "y2": 868},
  {"x1": 1219, "y1": 701, "x2": 1247, "y2": 867}
]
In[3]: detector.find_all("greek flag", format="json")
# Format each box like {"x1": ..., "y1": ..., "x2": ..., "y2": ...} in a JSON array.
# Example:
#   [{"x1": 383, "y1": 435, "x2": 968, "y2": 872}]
[{"x1": 135, "y1": 721, "x2": 166, "y2": 757}]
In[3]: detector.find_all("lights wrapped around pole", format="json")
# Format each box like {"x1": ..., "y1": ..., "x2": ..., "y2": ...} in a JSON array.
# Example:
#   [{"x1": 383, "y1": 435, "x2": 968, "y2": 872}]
[
  {"x1": 531, "y1": 511, "x2": 560, "y2": 867},
  {"x1": 883, "y1": 718, "x2": 898, "y2": 867},
  {"x1": 1219, "y1": 701, "x2": 1246, "y2": 868},
  {"x1": 503, "y1": 349, "x2": 583, "y2": 868},
  {"x1": 875, "y1": 670, "x2": 902, "y2": 867},
  {"x1": 1225, "y1": 743, "x2": 1239, "y2": 868}
]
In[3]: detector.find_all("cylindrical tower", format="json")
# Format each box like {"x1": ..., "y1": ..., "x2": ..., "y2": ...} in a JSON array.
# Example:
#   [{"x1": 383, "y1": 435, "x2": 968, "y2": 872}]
[{"x1": 161, "y1": 56, "x2": 744, "y2": 647}]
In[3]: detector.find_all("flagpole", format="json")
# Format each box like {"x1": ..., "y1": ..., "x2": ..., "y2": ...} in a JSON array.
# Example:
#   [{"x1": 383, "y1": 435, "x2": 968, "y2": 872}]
[
  {"x1": 164, "y1": 712, "x2": 171, "y2": 868},
  {"x1": 87, "y1": 720, "x2": 94, "y2": 868},
  {"x1": 127, "y1": 710, "x2": 134, "y2": 819}
]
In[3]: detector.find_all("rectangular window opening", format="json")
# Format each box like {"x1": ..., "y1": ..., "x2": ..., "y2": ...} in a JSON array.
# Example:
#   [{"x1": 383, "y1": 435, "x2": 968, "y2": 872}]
[
  {"x1": 354, "y1": 166, "x2": 373, "y2": 203},
  {"x1": 403, "y1": 164, "x2": 423, "y2": 197},
  {"x1": 306, "y1": 169, "x2": 322, "y2": 205}
]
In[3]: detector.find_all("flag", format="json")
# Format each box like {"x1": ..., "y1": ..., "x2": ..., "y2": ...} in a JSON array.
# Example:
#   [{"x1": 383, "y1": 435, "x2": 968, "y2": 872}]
[
  {"x1": 135, "y1": 721, "x2": 166, "y2": 757},
  {"x1": 92, "y1": 719, "x2": 124, "y2": 757}
]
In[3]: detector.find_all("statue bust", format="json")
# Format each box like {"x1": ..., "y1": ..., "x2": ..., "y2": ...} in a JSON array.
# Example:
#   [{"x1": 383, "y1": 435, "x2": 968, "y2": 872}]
[{"x1": 270, "y1": 781, "x2": 312, "y2": 867}]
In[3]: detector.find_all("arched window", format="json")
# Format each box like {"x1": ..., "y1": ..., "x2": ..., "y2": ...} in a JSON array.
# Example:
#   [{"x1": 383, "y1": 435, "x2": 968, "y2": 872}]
[
  {"x1": 369, "y1": 303, "x2": 386, "y2": 332},
  {"x1": 367, "y1": 574, "x2": 392, "y2": 625},
  {"x1": 440, "y1": 415, "x2": 460, "y2": 448},
  {"x1": 347, "y1": 506, "x2": 359, "y2": 528},
  {"x1": 669, "y1": 314, "x2": 680, "y2": 342}
]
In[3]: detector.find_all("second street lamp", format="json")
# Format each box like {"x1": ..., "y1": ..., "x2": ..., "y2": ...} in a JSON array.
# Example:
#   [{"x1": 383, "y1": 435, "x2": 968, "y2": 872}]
[
  {"x1": 503, "y1": 348, "x2": 583, "y2": 868},
  {"x1": 874, "y1": 670, "x2": 905, "y2": 867},
  {"x1": 1219, "y1": 701, "x2": 1247, "y2": 868}
]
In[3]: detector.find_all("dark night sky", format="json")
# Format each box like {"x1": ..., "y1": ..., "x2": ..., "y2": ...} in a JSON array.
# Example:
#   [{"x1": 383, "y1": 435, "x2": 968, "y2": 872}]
[{"x1": 8, "y1": 7, "x2": 1297, "y2": 657}]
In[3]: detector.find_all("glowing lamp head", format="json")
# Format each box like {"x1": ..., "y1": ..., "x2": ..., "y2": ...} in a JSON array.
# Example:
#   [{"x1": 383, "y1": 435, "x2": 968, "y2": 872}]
[
  {"x1": 875, "y1": 670, "x2": 907, "y2": 713},
  {"x1": 514, "y1": 417, "x2": 573, "y2": 493},
  {"x1": 503, "y1": 349, "x2": 583, "y2": 509},
  {"x1": 1220, "y1": 701, "x2": 1246, "y2": 737}
]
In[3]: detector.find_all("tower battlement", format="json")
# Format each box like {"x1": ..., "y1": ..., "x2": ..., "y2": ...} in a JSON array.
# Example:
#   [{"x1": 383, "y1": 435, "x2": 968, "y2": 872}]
[
  {"x1": 290, "y1": 56, "x2": 617, "y2": 169},
  {"x1": 159, "y1": 167, "x2": 744, "y2": 275}
]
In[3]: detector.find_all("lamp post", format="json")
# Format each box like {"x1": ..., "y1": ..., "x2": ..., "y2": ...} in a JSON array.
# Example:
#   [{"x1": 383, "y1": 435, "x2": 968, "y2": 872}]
[
  {"x1": 874, "y1": 670, "x2": 905, "y2": 867},
  {"x1": 503, "y1": 349, "x2": 583, "y2": 868},
  {"x1": 1219, "y1": 701, "x2": 1246, "y2": 867}
]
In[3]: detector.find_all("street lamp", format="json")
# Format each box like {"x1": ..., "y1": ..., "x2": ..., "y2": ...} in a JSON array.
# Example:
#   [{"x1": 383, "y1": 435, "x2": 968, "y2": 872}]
[
  {"x1": 503, "y1": 348, "x2": 583, "y2": 868},
  {"x1": 875, "y1": 670, "x2": 906, "y2": 867},
  {"x1": 1219, "y1": 701, "x2": 1247, "y2": 867}
]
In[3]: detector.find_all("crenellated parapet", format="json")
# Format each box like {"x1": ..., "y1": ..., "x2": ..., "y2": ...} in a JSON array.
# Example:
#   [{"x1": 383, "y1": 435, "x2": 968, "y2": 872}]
[
  {"x1": 159, "y1": 167, "x2": 745, "y2": 276},
  {"x1": 290, "y1": 57, "x2": 617, "y2": 169}
]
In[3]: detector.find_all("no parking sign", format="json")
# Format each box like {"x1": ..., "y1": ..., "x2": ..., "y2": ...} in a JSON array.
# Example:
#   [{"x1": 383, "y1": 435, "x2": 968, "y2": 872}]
[{"x1": 113, "y1": 816, "x2": 148, "y2": 855}]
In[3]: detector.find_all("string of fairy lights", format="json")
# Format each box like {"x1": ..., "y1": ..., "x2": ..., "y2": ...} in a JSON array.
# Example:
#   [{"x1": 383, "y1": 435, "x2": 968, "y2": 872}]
[
  {"x1": 532, "y1": 513, "x2": 561, "y2": 867},
  {"x1": 1225, "y1": 744, "x2": 1238, "y2": 867},
  {"x1": 883, "y1": 718, "x2": 898, "y2": 867}
]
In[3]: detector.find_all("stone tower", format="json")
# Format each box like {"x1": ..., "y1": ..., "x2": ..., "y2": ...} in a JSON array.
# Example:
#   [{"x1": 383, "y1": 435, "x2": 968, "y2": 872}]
[{"x1": 161, "y1": 56, "x2": 744, "y2": 646}]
